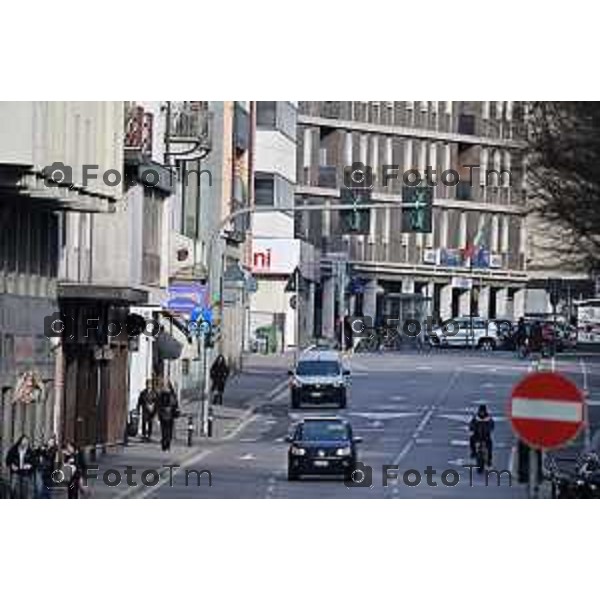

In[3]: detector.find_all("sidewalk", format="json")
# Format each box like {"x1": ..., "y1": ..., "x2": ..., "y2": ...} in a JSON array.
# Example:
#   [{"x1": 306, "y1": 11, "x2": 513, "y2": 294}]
[{"x1": 74, "y1": 352, "x2": 292, "y2": 499}]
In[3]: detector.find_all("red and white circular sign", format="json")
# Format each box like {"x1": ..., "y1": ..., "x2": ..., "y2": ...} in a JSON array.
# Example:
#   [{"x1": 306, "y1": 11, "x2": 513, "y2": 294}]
[{"x1": 509, "y1": 372, "x2": 584, "y2": 449}]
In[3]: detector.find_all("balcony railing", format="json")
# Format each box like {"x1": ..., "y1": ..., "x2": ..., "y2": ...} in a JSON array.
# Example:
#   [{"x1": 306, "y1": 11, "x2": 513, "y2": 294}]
[
  {"x1": 124, "y1": 103, "x2": 153, "y2": 155},
  {"x1": 168, "y1": 101, "x2": 211, "y2": 149}
]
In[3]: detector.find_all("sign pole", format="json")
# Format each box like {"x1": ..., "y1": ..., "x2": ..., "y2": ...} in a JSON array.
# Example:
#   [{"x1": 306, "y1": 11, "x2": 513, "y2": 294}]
[
  {"x1": 580, "y1": 358, "x2": 591, "y2": 452},
  {"x1": 295, "y1": 267, "x2": 300, "y2": 360},
  {"x1": 528, "y1": 445, "x2": 538, "y2": 499}
]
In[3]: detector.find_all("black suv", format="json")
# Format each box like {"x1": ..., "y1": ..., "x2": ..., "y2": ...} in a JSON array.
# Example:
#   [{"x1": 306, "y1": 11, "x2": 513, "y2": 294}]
[{"x1": 287, "y1": 417, "x2": 361, "y2": 480}]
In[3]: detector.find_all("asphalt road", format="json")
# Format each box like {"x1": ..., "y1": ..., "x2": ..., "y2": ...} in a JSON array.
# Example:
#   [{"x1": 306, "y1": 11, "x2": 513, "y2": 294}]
[{"x1": 143, "y1": 349, "x2": 600, "y2": 499}]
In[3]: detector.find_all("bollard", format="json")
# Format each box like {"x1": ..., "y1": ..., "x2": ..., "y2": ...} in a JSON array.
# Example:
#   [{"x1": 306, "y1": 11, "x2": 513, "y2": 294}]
[
  {"x1": 187, "y1": 415, "x2": 194, "y2": 447},
  {"x1": 207, "y1": 407, "x2": 214, "y2": 438}
]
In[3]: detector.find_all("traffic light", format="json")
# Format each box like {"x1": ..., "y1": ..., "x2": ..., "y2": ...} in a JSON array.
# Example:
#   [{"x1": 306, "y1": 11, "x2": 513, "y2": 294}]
[
  {"x1": 402, "y1": 184, "x2": 433, "y2": 233},
  {"x1": 340, "y1": 187, "x2": 371, "y2": 234}
]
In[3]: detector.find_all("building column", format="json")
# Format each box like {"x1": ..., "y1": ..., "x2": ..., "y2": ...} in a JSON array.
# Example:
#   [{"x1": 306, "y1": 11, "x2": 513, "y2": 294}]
[
  {"x1": 478, "y1": 286, "x2": 491, "y2": 319},
  {"x1": 459, "y1": 289, "x2": 470, "y2": 316},
  {"x1": 440, "y1": 283, "x2": 453, "y2": 321},
  {"x1": 513, "y1": 288, "x2": 526, "y2": 319},
  {"x1": 322, "y1": 277, "x2": 335, "y2": 339},
  {"x1": 363, "y1": 279, "x2": 378, "y2": 321},
  {"x1": 496, "y1": 287, "x2": 509, "y2": 319}
]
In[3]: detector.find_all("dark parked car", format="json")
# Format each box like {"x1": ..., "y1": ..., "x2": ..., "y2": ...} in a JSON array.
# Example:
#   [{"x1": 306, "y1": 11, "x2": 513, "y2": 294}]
[{"x1": 287, "y1": 417, "x2": 361, "y2": 480}]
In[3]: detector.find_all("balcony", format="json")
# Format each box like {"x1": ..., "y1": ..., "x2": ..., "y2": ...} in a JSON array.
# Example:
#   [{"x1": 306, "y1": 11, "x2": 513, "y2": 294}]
[
  {"x1": 167, "y1": 101, "x2": 212, "y2": 154},
  {"x1": 124, "y1": 103, "x2": 153, "y2": 164}
]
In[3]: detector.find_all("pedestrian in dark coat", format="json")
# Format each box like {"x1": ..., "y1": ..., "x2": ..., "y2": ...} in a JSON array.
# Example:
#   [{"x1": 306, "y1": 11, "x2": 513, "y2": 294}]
[
  {"x1": 62, "y1": 441, "x2": 87, "y2": 499},
  {"x1": 5, "y1": 435, "x2": 35, "y2": 498},
  {"x1": 137, "y1": 378, "x2": 159, "y2": 441},
  {"x1": 34, "y1": 435, "x2": 58, "y2": 499},
  {"x1": 158, "y1": 380, "x2": 179, "y2": 451},
  {"x1": 210, "y1": 354, "x2": 230, "y2": 405}
]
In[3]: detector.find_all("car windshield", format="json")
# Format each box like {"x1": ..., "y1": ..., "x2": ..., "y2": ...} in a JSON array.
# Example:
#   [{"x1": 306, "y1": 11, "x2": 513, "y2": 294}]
[
  {"x1": 296, "y1": 360, "x2": 340, "y2": 376},
  {"x1": 298, "y1": 421, "x2": 350, "y2": 441}
]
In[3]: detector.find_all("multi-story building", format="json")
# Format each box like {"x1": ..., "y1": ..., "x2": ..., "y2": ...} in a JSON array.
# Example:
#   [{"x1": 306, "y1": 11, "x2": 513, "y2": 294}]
[
  {"x1": 249, "y1": 101, "x2": 319, "y2": 351},
  {"x1": 295, "y1": 101, "x2": 529, "y2": 335},
  {"x1": 180, "y1": 101, "x2": 255, "y2": 372},
  {"x1": 0, "y1": 101, "x2": 129, "y2": 458}
]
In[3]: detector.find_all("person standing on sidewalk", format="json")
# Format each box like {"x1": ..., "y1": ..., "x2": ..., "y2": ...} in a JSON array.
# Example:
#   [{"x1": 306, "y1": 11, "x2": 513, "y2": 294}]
[
  {"x1": 158, "y1": 379, "x2": 179, "y2": 451},
  {"x1": 137, "y1": 378, "x2": 158, "y2": 441},
  {"x1": 5, "y1": 435, "x2": 35, "y2": 498},
  {"x1": 210, "y1": 354, "x2": 230, "y2": 405}
]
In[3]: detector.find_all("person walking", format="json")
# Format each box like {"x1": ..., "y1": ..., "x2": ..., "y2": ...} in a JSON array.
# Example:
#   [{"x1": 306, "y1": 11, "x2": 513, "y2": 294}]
[
  {"x1": 158, "y1": 380, "x2": 179, "y2": 451},
  {"x1": 210, "y1": 354, "x2": 230, "y2": 405},
  {"x1": 34, "y1": 435, "x2": 58, "y2": 499},
  {"x1": 62, "y1": 441, "x2": 87, "y2": 499},
  {"x1": 5, "y1": 435, "x2": 35, "y2": 498},
  {"x1": 137, "y1": 378, "x2": 158, "y2": 441}
]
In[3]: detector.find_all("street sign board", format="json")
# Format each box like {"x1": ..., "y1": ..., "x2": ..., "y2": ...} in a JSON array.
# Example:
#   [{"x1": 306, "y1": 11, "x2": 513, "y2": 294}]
[
  {"x1": 164, "y1": 281, "x2": 208, "y2": 318},
  {"x1": 509, "y1": 372, "x2": 584, "y2": 449}
]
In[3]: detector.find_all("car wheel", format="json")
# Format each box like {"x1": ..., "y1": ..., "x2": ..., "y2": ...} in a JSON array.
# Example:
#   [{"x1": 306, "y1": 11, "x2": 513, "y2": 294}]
[
  {"x1": 338, "y1": 390, "x2": 347, "y2": 409},
  {"x1": 288, "y1": 466, "x2": 299, "y2": 481}
]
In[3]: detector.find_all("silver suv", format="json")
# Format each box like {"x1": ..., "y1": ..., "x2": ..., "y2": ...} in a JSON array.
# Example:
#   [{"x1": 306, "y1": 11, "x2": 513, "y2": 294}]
[
  {"x1": 289, "y1": 350, "x2": 350, "y2": 409},
  {"x1": 429, "y1": 317, "x2": 499, "y2": 350}
]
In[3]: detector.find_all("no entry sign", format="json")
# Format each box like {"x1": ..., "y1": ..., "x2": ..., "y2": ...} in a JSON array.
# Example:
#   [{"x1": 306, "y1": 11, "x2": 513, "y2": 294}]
[{"x1": 509, "y1": 372, "x2": 584, "y2": 449}]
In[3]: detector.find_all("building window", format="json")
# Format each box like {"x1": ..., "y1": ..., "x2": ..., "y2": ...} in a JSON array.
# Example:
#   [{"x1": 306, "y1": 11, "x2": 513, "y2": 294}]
[
  {"x1": 254, "y1": 172, "x2": 275, "y2": 206},
  {"x1": 257, "y1": 101, "x2": 276, "y2": 128},
  {"x1": 256, "y1": 101, "x2": 296, "y2": 140}
]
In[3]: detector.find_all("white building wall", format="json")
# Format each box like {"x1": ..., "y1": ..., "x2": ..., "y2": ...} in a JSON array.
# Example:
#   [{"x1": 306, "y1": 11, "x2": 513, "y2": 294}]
[
  {"x1": 255, "y1": 131, "x2": 296, "y2": 180},
  {"x1": 0, "y1": 101, "x2": 123, "y2": 199}
]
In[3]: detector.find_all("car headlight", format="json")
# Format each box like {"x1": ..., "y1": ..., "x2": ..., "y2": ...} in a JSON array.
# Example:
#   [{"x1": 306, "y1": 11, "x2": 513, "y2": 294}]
[
  {"x1": 336, "y1": 446, "x2": 352, "y2": 457},
  {"x1": 290, "y1": 446, "x2": 306, "y2": 456}
]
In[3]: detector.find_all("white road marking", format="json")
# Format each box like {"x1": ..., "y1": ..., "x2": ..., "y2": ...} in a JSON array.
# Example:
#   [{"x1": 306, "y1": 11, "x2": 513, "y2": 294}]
[
  {"x1": 450, "y1": 439, "x2": 469, "y2": 446},
  {"x1": 239, "y1": 453, "x2": 256, "y2": 461},
  {"x1": 481, "y1": 382, "x2": 496, "y2": 389},
  {"x1": 349, "y1": 411, "x2": 421, "y2": 420},
  {"x1": 511, "y1": 398, "x2": 583, "y2": 422},
  {"x1": 391, "y1": 368, "x2": 462, "y2": 464},
  {"x1": 131, "y1": 449, "x2": 213, "y2": 499}
]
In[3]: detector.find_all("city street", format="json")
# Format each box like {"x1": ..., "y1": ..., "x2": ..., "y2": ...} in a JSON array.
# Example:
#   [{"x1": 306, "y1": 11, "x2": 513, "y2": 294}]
[{"x1": 112, "y1": 349, "x2": 599, "y2": 499}]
